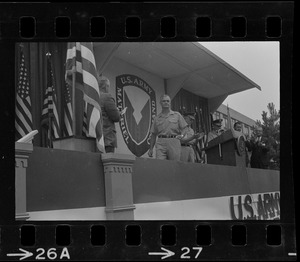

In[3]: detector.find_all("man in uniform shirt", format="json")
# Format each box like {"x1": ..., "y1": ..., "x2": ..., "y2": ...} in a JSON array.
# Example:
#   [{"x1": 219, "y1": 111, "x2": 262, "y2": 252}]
[
  {"x1": 148, "y1": 94, "x2": 188, "y2": 160},
  {"x1": 207, "y1": 119, "x2": 223, "y2": 142},
  {"x1": 98, "y1": 76, "x2": 124, "y2": 153},
  {"x1": 180, "y1": 112, "x2": 204, "y2": 162}
]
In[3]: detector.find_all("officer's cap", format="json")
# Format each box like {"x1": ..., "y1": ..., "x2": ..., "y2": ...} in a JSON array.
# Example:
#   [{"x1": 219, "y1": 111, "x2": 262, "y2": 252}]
[
  {"x1": 183, "y1": 112, "x2": 195, "y2": 120},
  {"x1": 212, "y1": 119, "x2": 222, "y2": 127}
]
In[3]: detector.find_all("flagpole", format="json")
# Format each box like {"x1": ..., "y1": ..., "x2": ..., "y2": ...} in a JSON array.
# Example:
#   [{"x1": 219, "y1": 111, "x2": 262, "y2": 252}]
[
  {"x1": 46, "y1": 52, "x2": 53, "y2": 147},
  {"x1": 194, "y1": 106, "x2": 201, "y2": 162},
  {"x1": 72, "y1": 62, "x2": 76, "y2": 137},
  {"x1": 227, "y1": 104, "x2": 232, "y2": 130},
  {"x1": 48, "y1": 116, "x2": 52, "y2": 147},
  {"x1": 199, "y1": 107, "x2": 208, "y2": 164}
]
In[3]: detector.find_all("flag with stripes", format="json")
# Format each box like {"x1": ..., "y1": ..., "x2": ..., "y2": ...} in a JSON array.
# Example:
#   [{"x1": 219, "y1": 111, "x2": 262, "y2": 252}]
[
  {"x1": 62, "y1": 80, "x2": 73, "y2": 137},
  {"x1": 41, "y1": 53, "x2": 61, "y2": 146},
  {"x1": 65, "y1": 42, "x2": 104, "y2": 152},
  {"x1": 15, "y1": 45, "x2": 33, "y2": 141},
  {"x1": 82, "y1": 103, "x2": 88, "y2": 136}
]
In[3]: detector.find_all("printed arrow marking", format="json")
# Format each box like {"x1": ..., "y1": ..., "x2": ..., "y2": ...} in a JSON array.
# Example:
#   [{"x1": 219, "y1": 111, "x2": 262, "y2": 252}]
[
  {"x1": 148, "y1": 247, "x2": 175, "y2": 260},
  {"x1": 7, "y1": 248, "x2": 33, "y2": 260}
]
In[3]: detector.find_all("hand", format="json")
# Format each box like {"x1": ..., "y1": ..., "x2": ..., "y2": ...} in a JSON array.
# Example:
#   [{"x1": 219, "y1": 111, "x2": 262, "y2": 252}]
[
  {"x1": 255, "y1": 136, "x2": 262, "y2": 143},
  {"x1": 120, "y1": 107, "x2": 127, "y2": 115},
  {"x1": 176, "y1": 134, "x2": 184, "y2": 140},
  {"x1": 148, "y1": 148, "x2": 153, "y2": 157},
  {"x1": 194, "y1": 132, "x2": 204, "y2": 140}
]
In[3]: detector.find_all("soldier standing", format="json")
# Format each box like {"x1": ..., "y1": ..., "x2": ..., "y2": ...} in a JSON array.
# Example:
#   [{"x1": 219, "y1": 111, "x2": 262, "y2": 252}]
[
  {"x1": 148, "y1": 94, "x2": 188, "y2": 160},
  {"x1": 180, "y1": 112, "x2": 204, "y2": 163}
]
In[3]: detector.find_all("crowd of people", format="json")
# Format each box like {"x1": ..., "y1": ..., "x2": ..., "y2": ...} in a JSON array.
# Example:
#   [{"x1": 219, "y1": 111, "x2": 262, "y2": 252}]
[{"x1": 97, "y1": 76, "x2": 271, "y2": 170}]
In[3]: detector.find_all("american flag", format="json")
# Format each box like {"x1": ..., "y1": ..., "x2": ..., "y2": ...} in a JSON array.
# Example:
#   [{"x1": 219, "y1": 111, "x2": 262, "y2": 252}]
[
  {"x1": 62, "y1": 80, "x2": 73, "y2": 137},
  {"x1": 82, "y1": 103, "x2": 88, "y2": 136},
  {"x1": 15, "y1": 45, "x2": 33, "y2": 141},
  {"x1": 66, "y1": 42, "x2": 104, "y2": 152},
  {"x1": 41, "y1": 53, "x2": 61, "y2": 145}
]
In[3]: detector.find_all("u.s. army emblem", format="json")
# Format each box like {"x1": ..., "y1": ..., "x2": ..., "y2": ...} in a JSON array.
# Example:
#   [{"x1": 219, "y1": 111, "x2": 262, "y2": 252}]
[{"x1": 116, "y1": 74, "x2": 156, "y2": 157}]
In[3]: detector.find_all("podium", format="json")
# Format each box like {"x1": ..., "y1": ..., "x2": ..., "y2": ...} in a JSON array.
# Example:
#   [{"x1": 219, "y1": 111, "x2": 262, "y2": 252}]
[
  {"x1": 205, "y1": 130, "x2": 246, "y2": 167},
  {"x1": 53, "y1": 136, "x2": 97, "y2": 152}
]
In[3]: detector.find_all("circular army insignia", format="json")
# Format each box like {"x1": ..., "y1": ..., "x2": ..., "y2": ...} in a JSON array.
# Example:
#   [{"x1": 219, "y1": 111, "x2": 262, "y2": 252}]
[
  {"x1": 116, "y1": 74, "x2": 156, "y2": 157},
  {"x1": 236, "y1": 135, "x2": 246, "y2": 156}
]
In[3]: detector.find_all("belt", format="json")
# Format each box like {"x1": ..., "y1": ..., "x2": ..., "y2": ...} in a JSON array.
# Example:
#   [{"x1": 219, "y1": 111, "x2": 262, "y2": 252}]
[
  {"x1": 158, "y1": 135, "x2": 177, "y2": 138},
  {"x1": 181, "y1": 144, "x2": 191, "y2": 147}
]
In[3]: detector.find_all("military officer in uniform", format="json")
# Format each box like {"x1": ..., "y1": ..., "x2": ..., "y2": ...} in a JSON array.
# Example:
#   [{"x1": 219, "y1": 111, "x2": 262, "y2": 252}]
[
  {"x1": 180, "y1": 112, "x2": 204, "y2": 163},
  {"x1": 98, "y1": 76, "x2": 121, "y2": 153},
  {"x1": 148, "y1": 94, "x2": 188, "y2": 160},
  {"x1": 207, "y1": 119, "x2": 223, "y2": 142}
]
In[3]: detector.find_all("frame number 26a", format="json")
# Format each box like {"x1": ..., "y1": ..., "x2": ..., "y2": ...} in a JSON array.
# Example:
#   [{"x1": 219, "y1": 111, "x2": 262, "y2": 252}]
[{"x1": 36, "y1": 248, "x2": 70, "y2": 260}]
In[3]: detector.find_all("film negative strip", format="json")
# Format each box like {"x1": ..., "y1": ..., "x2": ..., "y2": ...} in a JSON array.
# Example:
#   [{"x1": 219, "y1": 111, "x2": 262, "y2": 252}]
[{"x1": 0, "y1": 1, "x2": 296, "y2": 261}]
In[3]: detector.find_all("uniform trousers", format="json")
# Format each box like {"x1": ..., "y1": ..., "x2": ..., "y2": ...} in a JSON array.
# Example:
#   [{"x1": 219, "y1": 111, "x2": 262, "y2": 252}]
[
  {"x1": 180, "y1": 145, "x2": 195, "y2": 162},
  {"x1": 105, "y1": 146, "x2": 115, "y2": 153},
  {"x1": 156, "y1": 138, "x2": 181, "y2": 160}
]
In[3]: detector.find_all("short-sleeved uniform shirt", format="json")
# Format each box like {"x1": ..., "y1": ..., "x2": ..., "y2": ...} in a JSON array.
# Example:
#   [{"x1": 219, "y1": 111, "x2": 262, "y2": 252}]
[
  {"x1": 182, "y1": 126, "x2": 195, "y2": 144},
  {"x1": 150, "y1": 110, "x2": 187, "y2": 136},
  {"x1": 100, "y1": 93, "x2": 121, "y2": 147},
  {"x1": 207, "y1": 130, "x2": 219, "y2": 142}
]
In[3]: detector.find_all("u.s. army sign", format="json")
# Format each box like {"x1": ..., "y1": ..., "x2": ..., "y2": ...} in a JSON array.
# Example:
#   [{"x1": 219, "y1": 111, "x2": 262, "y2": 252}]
[{"x1": 116, "y1": 74, "x2": 156, "y2": 157}]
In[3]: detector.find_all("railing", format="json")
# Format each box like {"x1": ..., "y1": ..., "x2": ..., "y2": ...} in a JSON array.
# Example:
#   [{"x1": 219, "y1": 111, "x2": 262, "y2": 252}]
[{"x1": 16, "y1": 146, "x2": 280, "y2": 220}]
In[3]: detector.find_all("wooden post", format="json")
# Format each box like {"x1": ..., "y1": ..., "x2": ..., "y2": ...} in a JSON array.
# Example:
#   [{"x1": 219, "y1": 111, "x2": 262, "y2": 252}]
[
  {"x1": 101, "y1": 153, "x2": 136, "y2": 220},
  {"x1": 72, "y1": 69, "x2": 76, "y2": 135},
  {"x1": 15, "y1": 142, "x2": 33, "y2": 220}
]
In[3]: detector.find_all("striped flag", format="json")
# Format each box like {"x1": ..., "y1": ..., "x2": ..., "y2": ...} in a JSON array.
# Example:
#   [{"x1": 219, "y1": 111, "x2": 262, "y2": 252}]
[
  {"x1": 65, "y1": 42, "x2": 104, "y2": 152},
  {"x1": 15, "y1": 45, "x2": 33, "y2": 141},
  {"x1": 65, "y1": 43, "x2": 83, "y2": 89},
  {"x1": 62, "y1": 80, "x2": 73, "y2": 137},
  {"x1": 41, "y1": 53, "x2": 61, "y2": 146},
  {"x1": 82, "y1": 102, "x2": 105, "y2": 151},
  {"x1": 82, "y1": 105, "x2": 88, "y2": 136}
]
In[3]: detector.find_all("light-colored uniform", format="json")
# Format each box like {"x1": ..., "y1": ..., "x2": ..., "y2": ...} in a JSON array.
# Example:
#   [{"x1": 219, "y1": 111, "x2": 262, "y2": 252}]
[
  {"x1": 207, "y1": 130, "x2": 220, "y2": 142},
  {"x1": 180, "y1": 126, "x2": 196, "y2": 162},
  {"x1": 150, "y1": 110, "x2": 187, "y2": 160}
]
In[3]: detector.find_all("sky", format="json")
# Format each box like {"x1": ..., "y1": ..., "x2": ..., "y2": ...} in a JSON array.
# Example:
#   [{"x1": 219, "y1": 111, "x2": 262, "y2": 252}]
[{"x1": 199, "y1": 41, "x2": 280, "y2": 122}]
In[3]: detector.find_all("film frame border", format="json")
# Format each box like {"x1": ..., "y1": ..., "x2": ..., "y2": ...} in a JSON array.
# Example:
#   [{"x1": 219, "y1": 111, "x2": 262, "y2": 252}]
[{"x1": 0, "y1": 1, "x2": 295, "y2": 261}]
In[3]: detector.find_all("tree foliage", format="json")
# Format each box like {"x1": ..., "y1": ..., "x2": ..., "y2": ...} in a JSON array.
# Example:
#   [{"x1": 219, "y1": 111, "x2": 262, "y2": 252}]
[{"x1": 255, "y1": 103, "x2": 280, "y2": 169}]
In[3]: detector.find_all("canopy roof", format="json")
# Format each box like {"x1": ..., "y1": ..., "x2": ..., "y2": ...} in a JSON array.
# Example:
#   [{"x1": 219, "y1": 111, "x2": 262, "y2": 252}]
[{"x1": 94, "y1": 42, "x2": 261, "y2": 101}]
